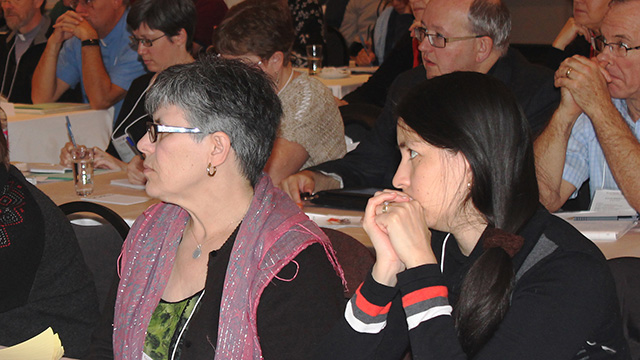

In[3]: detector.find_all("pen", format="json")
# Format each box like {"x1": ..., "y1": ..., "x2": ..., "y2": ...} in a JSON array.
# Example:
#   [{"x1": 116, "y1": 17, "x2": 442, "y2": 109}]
[
  {"x1": 65, "y1": 116, "x2": 77, "y2": 147},
  {"x1": 573, "y1": 215, "x2": 639, "y2": 221},
  {"x1": 125, "y1": 135, "x2": 141, "y2": 155},
  {"x1": 359, "y1": 34, "x2": 370, "y2": 57}
]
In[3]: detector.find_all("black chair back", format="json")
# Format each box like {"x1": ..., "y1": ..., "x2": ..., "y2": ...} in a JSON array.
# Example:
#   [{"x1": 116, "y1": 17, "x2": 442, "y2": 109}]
[
  {"x1": 324, "y1": 26, "x2": 350, "y2": 67},
  {"x1": 59, "y1": 201, "x2": 130, "y2": 313},
  {"x1": 321, "y1": 227, "x2": 375, "y2": 298},
  {"x1": 608, "y1": 257, "x2": 640, "y2": 359}
]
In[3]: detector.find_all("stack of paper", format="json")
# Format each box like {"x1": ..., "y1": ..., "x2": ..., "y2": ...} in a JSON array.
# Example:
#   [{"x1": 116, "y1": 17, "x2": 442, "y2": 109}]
[
  {"x1": 13, "y1": 103, "x2": 90, "y2": 114},
  {"x1": 556, "y1": 212, "x2": 636, "y2": 242},
  {"x1": 555, "y1": 189, "x2": 638, "y2": 242},
  {"x1": 0, "y1": 327, "x2": 64, "y2": 360}
]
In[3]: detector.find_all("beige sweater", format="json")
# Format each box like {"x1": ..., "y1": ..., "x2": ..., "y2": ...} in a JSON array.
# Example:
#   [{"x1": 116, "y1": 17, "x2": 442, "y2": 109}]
[{"x1": 279, "y1": 72, "x2": 347, "y2": 170}]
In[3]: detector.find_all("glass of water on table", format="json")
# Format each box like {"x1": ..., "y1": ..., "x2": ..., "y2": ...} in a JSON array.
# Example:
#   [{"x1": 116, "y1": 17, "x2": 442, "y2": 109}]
[
  {"x1": 306, "y1": 44, "x2": 323, "y2": 75},
  {"x1": 71, "y1": 146, "x2": 94, "y2": 196}
]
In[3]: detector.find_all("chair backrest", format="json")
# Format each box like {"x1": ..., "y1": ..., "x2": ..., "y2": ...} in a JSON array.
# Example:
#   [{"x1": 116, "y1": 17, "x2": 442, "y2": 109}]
[
  {"x1": 608, "y1": 257, "x2": 640, "y2": 359},
  {"x1": 59, "y1": 201, "x2": 130, "y2": 313},
  {"x1": 324, "y1": 26, "x2": 350, "y2": 67},
  {"x1": 321, "y1": 227, "x2": 375, "y2": 298}
]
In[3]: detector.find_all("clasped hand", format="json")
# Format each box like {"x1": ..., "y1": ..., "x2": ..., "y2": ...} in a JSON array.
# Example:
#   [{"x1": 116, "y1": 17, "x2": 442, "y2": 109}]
[
  {"x1": 52, "y1": 10, "x2": 98, "y2": 43},
  {"x1": 555, "y1": 55, "x2": 612, "y2": 120},
  {"x1": 364, "y1": 190, "x2": 436, "y2": 286}
]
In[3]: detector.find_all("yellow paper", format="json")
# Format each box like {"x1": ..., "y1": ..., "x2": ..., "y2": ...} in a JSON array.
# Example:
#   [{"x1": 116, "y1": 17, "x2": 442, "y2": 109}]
[{"x1": 0, "y1": 327, "x2": 64, "y2": 360}]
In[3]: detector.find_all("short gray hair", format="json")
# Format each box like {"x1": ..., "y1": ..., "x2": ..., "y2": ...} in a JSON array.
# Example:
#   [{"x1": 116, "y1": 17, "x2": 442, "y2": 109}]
[
  {"x1": 468, "y1": 0, "x2": 511, "y2": 53},
  {"x1": 145, "y1": 56, "x2": 282, "y2": 186}
]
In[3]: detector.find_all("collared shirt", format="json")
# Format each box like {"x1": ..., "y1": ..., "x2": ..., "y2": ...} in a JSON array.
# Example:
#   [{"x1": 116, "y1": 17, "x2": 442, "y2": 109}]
[
  {"x1": 55, "y1": 8, "x2": 147, "y2": 119},
  {"x1": 14, "y1": 15, "x2": 46, "y2": 62},
  {"x1": 562, "y1": 98, "x2": 640, "y2": 199}
]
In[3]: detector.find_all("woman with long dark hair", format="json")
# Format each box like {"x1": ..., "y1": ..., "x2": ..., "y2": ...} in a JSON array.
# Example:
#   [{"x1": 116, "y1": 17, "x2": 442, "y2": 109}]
[{"x1": 315, "y1": 72, "x2": 629, "y2": 359}]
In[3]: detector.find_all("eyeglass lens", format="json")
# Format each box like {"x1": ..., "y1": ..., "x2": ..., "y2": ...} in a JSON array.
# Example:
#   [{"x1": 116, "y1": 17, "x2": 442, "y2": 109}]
[{"x1": 146, "y1": 122, "x2": 157, "y2": 143}]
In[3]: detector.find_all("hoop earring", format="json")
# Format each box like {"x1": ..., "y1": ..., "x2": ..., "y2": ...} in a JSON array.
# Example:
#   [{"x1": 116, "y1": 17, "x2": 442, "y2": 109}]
[{"x1": 206, "y1": 163, "x2": 217, "y2": 177}]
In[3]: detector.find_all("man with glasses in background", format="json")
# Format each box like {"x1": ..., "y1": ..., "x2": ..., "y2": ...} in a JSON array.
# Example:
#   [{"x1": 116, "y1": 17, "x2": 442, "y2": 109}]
[
  {"x1": 535, "y1": 0, "x2": 640, "y2": 213},
  {"x1": 31, "y1": 0, "x2": 145, "y2": 118},
  {"x1": 0, "y1": 0, "x2": 51, "y2": 103},
  {"x1": 280, "y1": 0, "x2": 559, "y2": 204}
]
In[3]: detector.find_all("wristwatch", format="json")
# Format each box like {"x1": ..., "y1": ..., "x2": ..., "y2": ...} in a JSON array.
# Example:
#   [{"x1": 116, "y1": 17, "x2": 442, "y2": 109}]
[{"x1": 81, "y1": 39, "x2": 100, "y2": 47}]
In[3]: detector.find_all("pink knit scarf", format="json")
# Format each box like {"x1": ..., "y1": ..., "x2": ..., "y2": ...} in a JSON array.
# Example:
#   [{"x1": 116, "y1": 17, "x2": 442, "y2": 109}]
[{"x1": 113, "y1": 174, "x2": 345, "y2": 359}]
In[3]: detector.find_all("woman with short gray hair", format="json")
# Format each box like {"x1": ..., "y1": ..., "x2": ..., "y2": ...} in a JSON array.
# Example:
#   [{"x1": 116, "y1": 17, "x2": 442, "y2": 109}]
[{"x1": 88, "y1": 57, "x2": 346, "y2": 360}]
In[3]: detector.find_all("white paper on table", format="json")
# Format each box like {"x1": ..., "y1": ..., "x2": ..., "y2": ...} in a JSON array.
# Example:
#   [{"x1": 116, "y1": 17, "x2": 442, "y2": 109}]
[
  {"x1": 555, "y1": 211, "x2": 636, "y2": 242},
  {"x1": 306, "y1": 213, "x2": 362, "y2": 229},
  {"x1": 81, "y1": 193, "x2": 149, "y2": 205},
  {"x1": 28, "y1": 163, "x2": 71, "y2": 174},
  {"x1": 110, "y1": 178, "x2": 146, "y2": 190},
  {"x1": 349, "y1": 66, "x2": 378, "y2": 74},
  {"x1": 590, "y1": 189, "x2": 636, "y2": 215}
]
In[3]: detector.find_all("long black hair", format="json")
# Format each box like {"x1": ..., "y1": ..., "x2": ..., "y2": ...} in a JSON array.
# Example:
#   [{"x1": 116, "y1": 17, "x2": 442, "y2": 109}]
[{"x1": 396, "y1": 71, "x2": 539, "y2": 356}]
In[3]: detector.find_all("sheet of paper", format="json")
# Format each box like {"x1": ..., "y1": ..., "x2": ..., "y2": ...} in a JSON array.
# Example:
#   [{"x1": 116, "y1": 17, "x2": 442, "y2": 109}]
[
  {"x1": 81, "y1": 193, "x2": 149, "y2": 206},
  {"x1": 0, "y1": 327, "x2": 64, "y2": 360},
  {"x1": 306, "y1": 213, "x2": 362, "y2": 229},
  {"x1": 590, "y1": 189, "x2": 636, "y2": 215},
  {"x1": 28, "y1": 164, "x2": 71, "y2": 174},
  {"x1": 110, "y1": 178, "x2": 146, "y2": 190}
]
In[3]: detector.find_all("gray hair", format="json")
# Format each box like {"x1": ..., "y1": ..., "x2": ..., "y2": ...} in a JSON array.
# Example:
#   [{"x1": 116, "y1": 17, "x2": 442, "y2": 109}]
[
  {"x1": 468, "y1": 0, "x2": 511, "y2": 54},
  {"x1": 145, "y1": 56, "x2": 282, "y2": 187}
]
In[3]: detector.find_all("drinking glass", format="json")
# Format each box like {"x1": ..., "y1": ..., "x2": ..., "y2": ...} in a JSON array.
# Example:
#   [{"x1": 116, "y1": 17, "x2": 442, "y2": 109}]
[
  {"x1": 306, "y1": 44, "x2": 323, "y2": 75},
  {"x1": 71, "y1": 146, "x2": 94, "y2": 196}
]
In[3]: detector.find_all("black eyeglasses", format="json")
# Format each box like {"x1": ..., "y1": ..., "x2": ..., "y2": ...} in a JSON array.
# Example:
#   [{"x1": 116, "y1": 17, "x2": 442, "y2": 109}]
[
  {"x1": 594, "y1": 36, "x2": 640, "y2": 57},
  {"x1": 146, "y1": 122, "x2": 202, "y2": 143},
  {"x1": 413, "y1": 26, "x2": 486, "y2": 48},
  {"x1": 129, "y1": 34, "x2": 167, "y2": 48}
]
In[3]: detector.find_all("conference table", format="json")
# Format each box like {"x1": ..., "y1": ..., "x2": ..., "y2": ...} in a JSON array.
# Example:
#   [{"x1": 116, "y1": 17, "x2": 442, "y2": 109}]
[
  {"x1": 8, "y1": 107, "x2": 114, "y2": 164},
  {"x1": 295, "y1": 68, "x2": 373, "y2": 99},
  {"x1": 36, "y1": 170, "x2": 640, "y2": 260}
]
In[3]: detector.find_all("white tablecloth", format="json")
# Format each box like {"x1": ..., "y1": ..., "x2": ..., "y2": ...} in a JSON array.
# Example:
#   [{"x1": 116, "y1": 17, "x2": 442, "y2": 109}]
[
  {"x1": 295, "y1": 68, "x2": 372, "y2": 99},
  {"x1": 8, "y1": 108, "x2": 113, "y2": 163}
]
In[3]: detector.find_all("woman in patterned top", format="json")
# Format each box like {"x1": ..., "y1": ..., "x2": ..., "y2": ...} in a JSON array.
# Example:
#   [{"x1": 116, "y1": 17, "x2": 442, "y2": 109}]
[{"x1": 212, "y1": 0, "x2": 346, "y2": 185}]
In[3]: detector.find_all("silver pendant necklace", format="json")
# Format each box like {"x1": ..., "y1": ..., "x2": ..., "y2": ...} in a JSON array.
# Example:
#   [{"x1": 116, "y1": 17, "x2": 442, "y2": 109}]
[
  {"x1": 192, "y1": 243, "x2": 202, "y2": 259},
  {"x1": 188, "y1": 232, "x2": 203, "y2": 259}
]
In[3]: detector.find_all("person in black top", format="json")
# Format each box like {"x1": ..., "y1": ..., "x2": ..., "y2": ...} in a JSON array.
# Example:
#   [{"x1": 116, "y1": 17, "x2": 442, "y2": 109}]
[
  {"x1": 0, "y1": 0, "x2": 50, "y2": 103},
  {"x1": 0, "y1": 128, "x2": 99, "y2": 358},
  {"x1": 545, "y1": 0, "x2": 611, "y2": 70},
  {"x1": 58, "y1": 0, "x2": 195, "y2": 185},
  {"x1": 313, "y1": 71, "x2": 630, "y2": 360}
]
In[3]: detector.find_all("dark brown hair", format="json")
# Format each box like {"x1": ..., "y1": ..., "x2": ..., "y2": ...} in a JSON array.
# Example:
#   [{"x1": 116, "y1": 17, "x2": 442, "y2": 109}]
[
  {"x1": 211, "y1": 0, "x2": 295, "y2": 64},
  {"x1": 397, "y1": 72, "x2": 539, "y2": 356}
]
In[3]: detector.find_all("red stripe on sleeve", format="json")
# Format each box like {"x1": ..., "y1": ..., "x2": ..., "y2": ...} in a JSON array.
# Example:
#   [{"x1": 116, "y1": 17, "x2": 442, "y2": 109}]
[
  {"x1": 402, "y1": 286, "x2": 448, "y2": 308},
  {"x1": 354, "y1": 284, "x2": 392, "y2": 317}
]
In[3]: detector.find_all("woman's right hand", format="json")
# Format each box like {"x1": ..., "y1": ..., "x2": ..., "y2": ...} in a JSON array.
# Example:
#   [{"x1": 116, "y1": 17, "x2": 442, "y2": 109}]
[
  {"x1": 365, "y1": 190, "x2": 437, "y2": 286},
  {"x1": 59, "y1": 141, "x2": 76, "y2": 167},
  {"x1": 355, "y1": 47, "x2": 376, "y2": 66},
  {"x1": 552, "y1": 17, "x2": 590, "y2": 51}
]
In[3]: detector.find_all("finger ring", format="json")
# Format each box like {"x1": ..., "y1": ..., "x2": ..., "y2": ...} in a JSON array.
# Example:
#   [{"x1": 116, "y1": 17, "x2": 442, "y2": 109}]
[
  {"x1": 381, "y1": 201, "x2": 389, "y2": 213},
  {"x1": 566, "y1": 67, "x2": 573, "y2": 79}
]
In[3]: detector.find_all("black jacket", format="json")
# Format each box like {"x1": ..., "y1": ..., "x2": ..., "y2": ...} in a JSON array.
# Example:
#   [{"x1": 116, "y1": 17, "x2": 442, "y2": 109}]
[{"x1": 0, "y1": 16, "x2": 51, "y2": 104}]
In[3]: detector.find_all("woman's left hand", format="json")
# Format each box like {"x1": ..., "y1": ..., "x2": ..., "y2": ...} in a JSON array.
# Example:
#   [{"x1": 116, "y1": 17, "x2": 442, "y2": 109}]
[
  {"x1": 93, "y1": 147, "x2": 127, "y2": 170},
  {"x1": 373, "y1": 191, "x2": 437, "y2": 269}
]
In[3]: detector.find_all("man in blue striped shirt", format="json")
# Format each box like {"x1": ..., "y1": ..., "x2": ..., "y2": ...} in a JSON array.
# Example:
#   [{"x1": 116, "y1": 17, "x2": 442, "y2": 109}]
[{"x1": 535, "y1": 0, "x2": 640, "y2": 213}]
